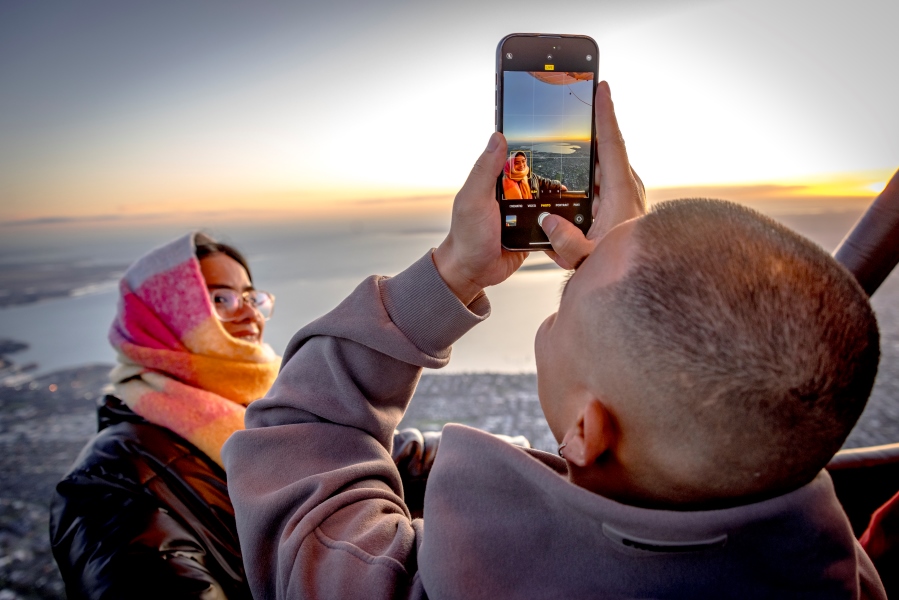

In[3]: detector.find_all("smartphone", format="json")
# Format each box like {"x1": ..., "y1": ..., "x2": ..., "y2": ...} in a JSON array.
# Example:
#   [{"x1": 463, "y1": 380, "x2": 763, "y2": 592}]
[{"x1": 496, "y1": 34, "x2": 599, "y2": 251}]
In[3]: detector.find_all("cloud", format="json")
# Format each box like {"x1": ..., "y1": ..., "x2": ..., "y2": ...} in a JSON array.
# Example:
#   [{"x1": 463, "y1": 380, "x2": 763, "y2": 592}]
[
  {"x1": 0, "y1": 210, "x2": 231, "y2": 228},
  {"x1": 0, "y1": 215, "x2": 127, "y2": 227},
  {"x1": 347, "y1": 194, "x2": 454, "y2": 206}
]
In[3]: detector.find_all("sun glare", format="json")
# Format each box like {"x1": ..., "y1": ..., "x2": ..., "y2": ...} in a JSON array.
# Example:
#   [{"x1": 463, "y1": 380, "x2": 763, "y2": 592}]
[{"x1": 789, "y1": 173, "x2": 891, "y2": 199}]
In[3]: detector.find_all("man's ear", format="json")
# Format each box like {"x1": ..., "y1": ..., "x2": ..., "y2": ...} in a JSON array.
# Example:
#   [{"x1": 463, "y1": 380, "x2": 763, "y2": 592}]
[{"x1": 561, "y1": 399, "x2": 614, "y2": 467}]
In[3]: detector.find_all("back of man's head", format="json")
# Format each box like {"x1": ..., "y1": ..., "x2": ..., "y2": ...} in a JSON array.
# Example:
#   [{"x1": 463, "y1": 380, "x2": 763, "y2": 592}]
[{"x1": 592, "y1": 199, "x2": 879, "y2": 504}]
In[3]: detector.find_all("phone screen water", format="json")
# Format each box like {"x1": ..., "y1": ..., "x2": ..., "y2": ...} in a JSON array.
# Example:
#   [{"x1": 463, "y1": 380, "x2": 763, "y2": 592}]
[{"x1": 496, "y1": 34, "x2": 598, "y2": 250}]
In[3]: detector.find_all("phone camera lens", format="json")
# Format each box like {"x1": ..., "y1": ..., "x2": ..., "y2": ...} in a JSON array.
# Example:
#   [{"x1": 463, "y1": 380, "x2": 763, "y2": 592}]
[
  {"x1": 546, "y1": 54, "x2": 553, "y2": 60},
  {"x1": 506, "y1": 52, "x2": 513, "y2": 59},
  {"x1": 586, "y1": 54, "x2": 593, "y2": 61}
]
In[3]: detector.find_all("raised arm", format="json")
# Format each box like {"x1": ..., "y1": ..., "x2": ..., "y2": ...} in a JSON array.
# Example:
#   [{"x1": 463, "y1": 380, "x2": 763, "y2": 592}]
[
  {"x1": 223, "y1": 133, "x2": 520, "y2": 600},
  {"x1": 540, "y1": 81, "x2": 646, "y2": 269}
]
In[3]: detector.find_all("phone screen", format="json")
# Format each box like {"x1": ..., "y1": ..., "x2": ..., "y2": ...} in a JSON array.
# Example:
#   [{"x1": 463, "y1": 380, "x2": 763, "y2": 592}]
[{"x1": 496, "y1": 35, "x2": 598, "y2": 250}]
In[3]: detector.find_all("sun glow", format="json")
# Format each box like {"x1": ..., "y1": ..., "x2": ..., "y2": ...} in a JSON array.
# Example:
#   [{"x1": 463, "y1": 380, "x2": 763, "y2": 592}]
[
  {"x1": 644, "y1": 169, "x2": 894, "y2": 216},
  {"x1": 1, "y1": 1, "x2": 895, "y2": 227},
  {"x1": 785, "y1": 172, "x2": 893, "y2": 199}
]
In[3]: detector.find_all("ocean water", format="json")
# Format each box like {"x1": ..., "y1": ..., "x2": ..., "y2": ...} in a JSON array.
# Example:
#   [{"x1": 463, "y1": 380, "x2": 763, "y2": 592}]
[
  {"x1": 531, "y1": 142, "x2": 582, "y2": 154},
  {"x1": 2, "y1": 208, "x2": 898, "y2": 382},
  {"x1": 3, "y1": 207, "x2": 899, "y2": 448},
  {"x1": 0, "y1": 219, "x2": 568, "y2": 374}
]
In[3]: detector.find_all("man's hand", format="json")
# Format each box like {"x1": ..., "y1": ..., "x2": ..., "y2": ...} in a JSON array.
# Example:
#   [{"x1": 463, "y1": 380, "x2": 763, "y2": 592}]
[
  {"x1": 541, "y1": 81, "x2": 646, "y2": 270},
  {"x1": 433, "y1": 132, "x2": 527, "y2": 304}
]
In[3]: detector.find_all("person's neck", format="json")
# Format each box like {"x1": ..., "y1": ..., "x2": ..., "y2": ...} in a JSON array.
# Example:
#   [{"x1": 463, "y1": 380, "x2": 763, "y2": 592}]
[{"x1": 568, "y1": 462, "x2": 810, "y2": 511}]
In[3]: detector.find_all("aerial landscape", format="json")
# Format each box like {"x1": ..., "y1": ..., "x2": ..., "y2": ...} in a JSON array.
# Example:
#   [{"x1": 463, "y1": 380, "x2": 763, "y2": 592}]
[
  {"x1": 1, "y1": 0, "x2": 897, "y2": 597},
  {"x1": 508, "y1": 142, "x2": 591, "y2": 193}
]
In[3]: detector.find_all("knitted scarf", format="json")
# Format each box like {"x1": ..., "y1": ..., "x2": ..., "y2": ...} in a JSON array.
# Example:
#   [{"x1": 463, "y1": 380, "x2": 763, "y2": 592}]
[
  {"x1": 503, "y1": 156, "x2": 532, "y2": 199},
  {"x1": 108, "y1": 232, "x2": 280, "y2": 466}
]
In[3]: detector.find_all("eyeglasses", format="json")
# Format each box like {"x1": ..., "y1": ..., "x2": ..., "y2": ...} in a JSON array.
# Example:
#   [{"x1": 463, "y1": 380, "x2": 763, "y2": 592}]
[{"x1": 208, "y1": 288, "x2": 275, "y2": 322}]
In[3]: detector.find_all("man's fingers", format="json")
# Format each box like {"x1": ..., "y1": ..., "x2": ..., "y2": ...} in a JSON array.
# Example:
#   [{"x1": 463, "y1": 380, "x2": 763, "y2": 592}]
[
  {"x1": 594, "y1": 81, "x2": 633, "y2": 196},
  {"x1": 630, "y1": 166, "x2": 646, "y2": 199},
  {"x1": 457, "y1": 132, "x2": 507, "y2": 208},
  {"x1": 540, "y1": 214, "x2": 594, "y2": 269},
  {"x1": 543, "y1": 250, "x2": 574, "y2": 270}
]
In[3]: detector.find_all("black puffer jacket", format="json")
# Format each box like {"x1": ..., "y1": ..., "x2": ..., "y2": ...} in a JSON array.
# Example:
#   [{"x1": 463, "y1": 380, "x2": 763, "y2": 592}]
[
  {"x1": 50, "y1": 395, "x2": 442, "y2": 600},
  {"x1": 50, "y1": 396, "x2": 251, "y2": 599}
]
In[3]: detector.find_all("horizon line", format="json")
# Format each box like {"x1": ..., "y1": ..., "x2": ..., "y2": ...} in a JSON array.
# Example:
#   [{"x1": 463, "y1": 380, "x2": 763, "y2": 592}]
[{"x1": 3, "y1": 176, "x2": 893, "y2": 228}]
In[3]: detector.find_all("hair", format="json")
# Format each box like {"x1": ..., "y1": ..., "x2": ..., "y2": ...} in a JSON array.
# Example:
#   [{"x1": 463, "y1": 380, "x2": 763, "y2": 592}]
[
  {"x1": 595, "y1": 199, "x2": 879, "y2": 495},
  {"x1": 194, "y1": 233, "x2": 253, "y2": 283}
]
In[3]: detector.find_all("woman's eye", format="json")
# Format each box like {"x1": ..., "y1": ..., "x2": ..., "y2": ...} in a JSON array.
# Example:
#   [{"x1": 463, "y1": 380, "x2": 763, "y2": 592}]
[{"x1": 212, "y1": 292, "x2": 233, "y2": 305}]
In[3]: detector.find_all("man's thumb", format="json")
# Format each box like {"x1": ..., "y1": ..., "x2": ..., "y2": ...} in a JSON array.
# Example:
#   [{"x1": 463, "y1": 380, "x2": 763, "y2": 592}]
[{"x1": 541, "y1": 214, "x2": 593, "y2": 269}]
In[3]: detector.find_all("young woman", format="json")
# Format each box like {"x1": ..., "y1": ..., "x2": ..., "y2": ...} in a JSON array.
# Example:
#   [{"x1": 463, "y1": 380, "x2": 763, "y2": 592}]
[
  {"x1": 501, "y1": 151, "x2": 567, "y2": 200},
  {"x1": 49, "y1": 232, "x2": 279, "y2": 599},
  {"x1": 49, "y1": 232, "x2": 457, "y2": 599}
]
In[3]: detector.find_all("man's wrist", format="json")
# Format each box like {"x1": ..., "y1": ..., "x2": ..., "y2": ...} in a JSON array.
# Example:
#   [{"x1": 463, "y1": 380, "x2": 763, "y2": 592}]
[
  {"x1": 381, "y1": 251, "x2": 490, "y2": 358},
  {"x1": 432, "y1": 242, "x2": 483, "y2": 306}
]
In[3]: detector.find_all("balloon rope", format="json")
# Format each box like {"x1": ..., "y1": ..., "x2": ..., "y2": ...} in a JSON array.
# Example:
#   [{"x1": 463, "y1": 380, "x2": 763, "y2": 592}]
[{"x1": 566, "y1": 85, "x2": 592, "y2": 107}]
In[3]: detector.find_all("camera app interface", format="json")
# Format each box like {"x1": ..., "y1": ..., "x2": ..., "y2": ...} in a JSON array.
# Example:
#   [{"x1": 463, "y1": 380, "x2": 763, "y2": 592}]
[{"x1": 501, "y1": 70, "x2": 593, "y2": 203}]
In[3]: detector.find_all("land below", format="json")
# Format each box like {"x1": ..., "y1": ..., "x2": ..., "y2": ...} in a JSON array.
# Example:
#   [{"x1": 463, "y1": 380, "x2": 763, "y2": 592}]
[
  {"x1": 0, "y1": 262, "x2": 127, "y2": 309},
  {"x1": 2, "y1": 207, "x2": 899, "y2": 597},
  {"x1": 1, "y1": 350, "x2": 898, "y2": 598}
]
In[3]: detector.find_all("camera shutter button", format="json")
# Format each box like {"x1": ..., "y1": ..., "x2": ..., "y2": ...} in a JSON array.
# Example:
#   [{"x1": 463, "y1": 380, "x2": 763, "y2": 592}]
[{"x1": 537, "y1": 212, "x2": 551, "y2": 227}]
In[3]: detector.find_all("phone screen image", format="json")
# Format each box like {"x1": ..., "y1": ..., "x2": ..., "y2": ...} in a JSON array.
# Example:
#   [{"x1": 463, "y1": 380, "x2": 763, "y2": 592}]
[
  {"x1": 501, "y1": 71, "x2": 593, "y2": 203},
  {"x1": 496, "y1": 34, "x2": 598, "y2": 250}
]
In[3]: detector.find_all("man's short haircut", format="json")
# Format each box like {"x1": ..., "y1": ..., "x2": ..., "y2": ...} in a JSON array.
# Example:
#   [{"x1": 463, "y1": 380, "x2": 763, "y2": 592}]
[{"x1": 603, "y1": 199, "x2": 879, "y2": 492}]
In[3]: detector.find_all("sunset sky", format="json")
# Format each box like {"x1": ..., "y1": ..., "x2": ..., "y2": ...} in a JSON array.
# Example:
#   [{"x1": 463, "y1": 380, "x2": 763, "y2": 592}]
[
  {"x1": 1, "y1": 0, "x2": 896, "y2": 226},
  {"x1": 503, "y1": 73, "x2": 593, "y2": 143}
]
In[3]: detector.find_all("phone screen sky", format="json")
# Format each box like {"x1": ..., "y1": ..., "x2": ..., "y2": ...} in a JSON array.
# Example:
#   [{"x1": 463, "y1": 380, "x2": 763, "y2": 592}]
[{"x1": 500, "y1": 71, "x2": 593, "y2": 202}]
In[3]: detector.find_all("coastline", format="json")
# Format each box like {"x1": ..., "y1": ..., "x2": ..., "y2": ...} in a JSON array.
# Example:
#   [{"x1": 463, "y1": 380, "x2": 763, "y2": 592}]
[{"x1": 0, "y1": 207, "x2": 883, "y2": 378}]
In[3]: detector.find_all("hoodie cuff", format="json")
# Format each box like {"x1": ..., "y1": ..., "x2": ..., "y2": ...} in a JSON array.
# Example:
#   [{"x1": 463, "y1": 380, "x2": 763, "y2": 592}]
[{"x1": 380, "y1": 251, "x2": 490, "y2": 358}]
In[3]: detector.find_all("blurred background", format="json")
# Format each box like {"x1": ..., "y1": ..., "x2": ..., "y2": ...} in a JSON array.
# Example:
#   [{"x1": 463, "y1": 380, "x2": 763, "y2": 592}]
[{"x1": 0, "y1": 1, "x2": 897, "y2": 596}]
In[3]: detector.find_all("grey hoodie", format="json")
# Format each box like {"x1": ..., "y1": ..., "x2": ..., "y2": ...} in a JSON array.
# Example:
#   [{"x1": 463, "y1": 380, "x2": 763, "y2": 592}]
[{"x1": 223, "y1": 252, "x2": 885, "y2": 599}]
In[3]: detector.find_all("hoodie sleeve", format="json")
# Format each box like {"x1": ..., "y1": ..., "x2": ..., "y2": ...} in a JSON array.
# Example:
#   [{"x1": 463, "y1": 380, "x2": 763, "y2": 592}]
[{"x1": 222, "y1": 251, "x2": 489, "y2": 600}]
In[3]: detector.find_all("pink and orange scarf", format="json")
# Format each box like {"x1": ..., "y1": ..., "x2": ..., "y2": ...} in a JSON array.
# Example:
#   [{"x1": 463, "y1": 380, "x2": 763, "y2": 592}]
[{"x1": 108, "y1": 232, "x2": 280, "y2": 466}]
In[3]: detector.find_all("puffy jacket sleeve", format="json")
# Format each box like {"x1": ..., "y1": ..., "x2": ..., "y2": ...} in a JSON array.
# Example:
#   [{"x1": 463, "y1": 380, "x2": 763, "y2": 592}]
[
  {"x1": 50, "y1": 422, "x2": 251, "y2": 600},
  {"x1": 391, "y1": 428, "x2": 442, "y2": 519},
  {"x1": 534, "y1": 174, "x2": 563, "y2": 193},
  {"x1": 222, "y1": 251, "x2": 489, "y2": 600}
]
